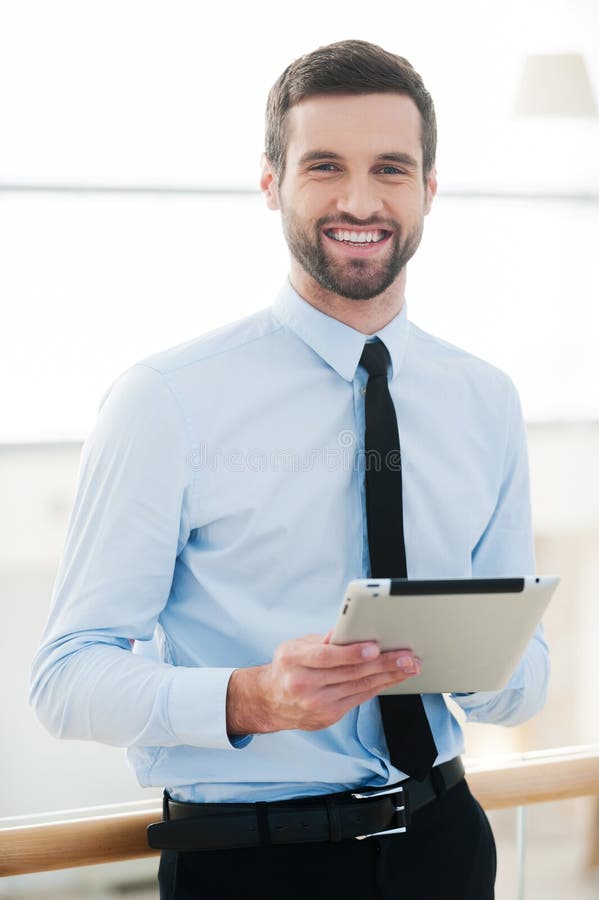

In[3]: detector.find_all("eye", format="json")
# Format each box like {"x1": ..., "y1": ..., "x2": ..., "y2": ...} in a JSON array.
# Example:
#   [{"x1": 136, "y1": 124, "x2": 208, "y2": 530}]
[
  {"x1": 378, "y1": 166, "x2": 406, "y2": 176},
  {"x1": 309, "y1": 163, "x2": 339, "y2": 172}
]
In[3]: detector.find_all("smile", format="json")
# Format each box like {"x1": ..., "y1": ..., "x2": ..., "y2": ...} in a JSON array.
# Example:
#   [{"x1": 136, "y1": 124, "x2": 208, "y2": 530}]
[
  {"x1": 322, "y1": 227, "x2": 393, "y2": 255},
  {"x1": 324, "y1": 228, "x2": 390, "y2": 245}
]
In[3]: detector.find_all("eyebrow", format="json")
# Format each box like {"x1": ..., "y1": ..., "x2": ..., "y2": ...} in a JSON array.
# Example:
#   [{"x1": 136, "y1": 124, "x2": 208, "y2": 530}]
[
  {"x1": 375, "y1": 152, "x2": 419, "y2": 169},
  {"x1": 297, "y1": 150, "x2": 419, "y2": 170}
]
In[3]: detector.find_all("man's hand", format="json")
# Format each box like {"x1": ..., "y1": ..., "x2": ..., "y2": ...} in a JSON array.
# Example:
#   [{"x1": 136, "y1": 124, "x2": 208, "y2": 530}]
[{"x1": 226, "y1": 634, "x2": 421, "y2": 736}]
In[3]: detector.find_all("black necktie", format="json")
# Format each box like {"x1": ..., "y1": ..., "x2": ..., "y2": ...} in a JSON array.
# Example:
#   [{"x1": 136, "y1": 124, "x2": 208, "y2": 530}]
[{"x1": 360, "y1": 339, "x2": 437, "y2": 782}]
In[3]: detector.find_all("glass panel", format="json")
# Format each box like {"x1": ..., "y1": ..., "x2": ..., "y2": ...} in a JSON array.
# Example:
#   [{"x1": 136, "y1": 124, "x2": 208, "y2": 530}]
[
  {"x1": 1, "y1": 193, "x2": 286, "y2": 441},
  {"x1": 0, "y1": 857, "x2": 158, "y2": 898},
  {"x1": 1, "y1": 193, "x2": 597, "y2": 442},
  {"x1": 490, "y1": 797, "x2": 599, "y2": 900}
]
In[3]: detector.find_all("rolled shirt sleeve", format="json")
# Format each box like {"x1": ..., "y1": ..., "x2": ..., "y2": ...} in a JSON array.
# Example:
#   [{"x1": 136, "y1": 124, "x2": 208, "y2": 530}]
[
  {"x1": 30, "y1": 363, "x2": 246, "y2": 751},
  {"x1": 451, "y1": 379, "x2": 550, "y2": 726}
]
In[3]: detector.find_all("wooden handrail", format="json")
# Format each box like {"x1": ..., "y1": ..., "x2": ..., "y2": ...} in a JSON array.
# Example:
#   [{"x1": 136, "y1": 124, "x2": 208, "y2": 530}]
[{"x1": 2, "y1": 745, "x2": 598, "y2": 877}]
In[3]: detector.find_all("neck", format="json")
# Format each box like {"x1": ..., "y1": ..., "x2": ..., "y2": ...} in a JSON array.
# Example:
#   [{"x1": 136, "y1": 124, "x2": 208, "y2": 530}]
[{"x1": 288, "y1": 262, "x2": 406, "y2": 335}]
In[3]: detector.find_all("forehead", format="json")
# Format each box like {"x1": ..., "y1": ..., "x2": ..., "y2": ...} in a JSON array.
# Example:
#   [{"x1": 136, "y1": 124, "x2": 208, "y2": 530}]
[{"x1": 286, "y1": 93, "x2": 423, "y2": 166}]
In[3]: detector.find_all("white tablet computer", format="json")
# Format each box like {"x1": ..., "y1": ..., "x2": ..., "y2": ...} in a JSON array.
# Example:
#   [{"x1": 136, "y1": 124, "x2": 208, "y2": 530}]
[{"x1": 330, "y1": 576, "x2": 558, "y2": 695}]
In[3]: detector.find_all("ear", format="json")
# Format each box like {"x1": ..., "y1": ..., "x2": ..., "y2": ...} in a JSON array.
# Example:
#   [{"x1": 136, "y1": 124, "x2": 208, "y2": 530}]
[
  {"x1": 260, "y1": 154, "x2": 281, "y2": 211},
  {"x1": 423, "y1": 166, "x2": 437, "y2": 215}
]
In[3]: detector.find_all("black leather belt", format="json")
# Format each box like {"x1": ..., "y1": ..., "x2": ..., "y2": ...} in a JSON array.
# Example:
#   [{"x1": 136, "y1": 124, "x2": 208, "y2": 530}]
[{"x1": 147, "y1": 756, "x2": 465, "y2": 852}]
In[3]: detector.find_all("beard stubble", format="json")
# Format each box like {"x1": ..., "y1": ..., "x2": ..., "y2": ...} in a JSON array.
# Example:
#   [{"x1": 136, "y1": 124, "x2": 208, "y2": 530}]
[{"x1": 281, "y1": 210, "x2": 424, "y2": 301}]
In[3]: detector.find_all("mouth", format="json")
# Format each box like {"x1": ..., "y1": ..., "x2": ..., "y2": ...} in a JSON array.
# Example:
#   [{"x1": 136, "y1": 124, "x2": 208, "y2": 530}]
[{"x1": 322, "y1": 227, "x2": 393, "y2": 256}]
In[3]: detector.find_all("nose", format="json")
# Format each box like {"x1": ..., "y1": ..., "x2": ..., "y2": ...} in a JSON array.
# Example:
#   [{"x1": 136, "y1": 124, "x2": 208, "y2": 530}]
[{"x1": 335, "y1": 175, "x2": 384, "y2": 221}]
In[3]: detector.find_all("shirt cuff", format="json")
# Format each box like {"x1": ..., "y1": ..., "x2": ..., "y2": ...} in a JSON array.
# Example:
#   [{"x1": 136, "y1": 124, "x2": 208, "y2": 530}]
[
  {"x1": 451, "y1": 690, "x2": 496, "y2": 709},
  {"x1": 167, "y1": 666, "x2": 254, "y2": 750},
  {"x1": 450, "y1": 673, "x2": 527, "y2": 720}
]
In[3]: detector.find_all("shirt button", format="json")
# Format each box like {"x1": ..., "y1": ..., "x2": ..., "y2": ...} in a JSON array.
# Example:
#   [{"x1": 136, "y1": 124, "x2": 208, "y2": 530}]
[{"x1": 360, "y1": 386, "x2": 367, "y2": 395}]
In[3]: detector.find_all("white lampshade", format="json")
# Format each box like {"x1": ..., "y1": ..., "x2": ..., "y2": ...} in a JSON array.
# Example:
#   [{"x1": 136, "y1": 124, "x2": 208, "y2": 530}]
[{"x1": 514, "y1": 53, "x2": 598, "y2": 117}]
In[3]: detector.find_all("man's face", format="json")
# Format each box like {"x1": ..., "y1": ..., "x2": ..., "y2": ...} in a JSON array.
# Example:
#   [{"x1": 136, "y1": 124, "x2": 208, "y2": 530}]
[{"x1": 261, "y1": 93, "x2": 436, "y2": 301}]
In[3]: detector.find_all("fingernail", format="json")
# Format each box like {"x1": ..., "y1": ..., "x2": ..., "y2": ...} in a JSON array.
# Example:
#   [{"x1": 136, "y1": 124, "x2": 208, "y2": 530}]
[
  {"x1": 396, "y1": 655, "x2": 416, "y2": 671},
  {"x1": 362, "y1": 644, "x2": 379, "y2": 659}
]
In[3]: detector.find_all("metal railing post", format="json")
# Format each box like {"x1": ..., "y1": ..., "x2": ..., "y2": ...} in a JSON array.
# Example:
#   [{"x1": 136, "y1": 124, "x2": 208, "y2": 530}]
[{"x1": 516, "y1": 805, "x2": 527, "y2": 900}]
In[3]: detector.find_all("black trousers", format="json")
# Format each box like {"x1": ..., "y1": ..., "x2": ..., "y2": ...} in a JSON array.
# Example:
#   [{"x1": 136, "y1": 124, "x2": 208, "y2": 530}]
[{"x1": 157, "y1": 779, "x2": 496, "y2": 900}]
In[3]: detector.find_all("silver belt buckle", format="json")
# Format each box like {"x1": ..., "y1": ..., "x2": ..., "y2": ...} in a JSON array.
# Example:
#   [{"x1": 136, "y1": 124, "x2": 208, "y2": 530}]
[{"x1": 350, "y1": 784, "x2": 407, "y2": 839}]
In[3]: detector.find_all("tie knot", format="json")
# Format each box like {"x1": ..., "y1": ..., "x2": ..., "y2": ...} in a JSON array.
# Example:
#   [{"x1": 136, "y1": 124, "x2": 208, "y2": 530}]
[{"x1": 359, "y1": 340, "x2": 390, "y2": 378}]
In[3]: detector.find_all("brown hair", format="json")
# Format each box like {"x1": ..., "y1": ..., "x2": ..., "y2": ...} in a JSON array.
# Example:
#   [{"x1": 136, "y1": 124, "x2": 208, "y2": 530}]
[{"x1": 265, "y1": 39, "x2": 437, "y2": 184}]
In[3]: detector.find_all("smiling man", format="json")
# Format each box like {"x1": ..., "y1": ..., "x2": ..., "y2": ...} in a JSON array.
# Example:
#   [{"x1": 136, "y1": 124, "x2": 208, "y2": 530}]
[{"x1": 31, "y1": 40, "x2": 549, "y2": 900}]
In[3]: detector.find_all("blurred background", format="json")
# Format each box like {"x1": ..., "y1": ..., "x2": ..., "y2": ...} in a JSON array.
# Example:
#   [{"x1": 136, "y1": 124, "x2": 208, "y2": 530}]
[{"x1": 0, "y1": 0, "x2": 597, "y2": 897}]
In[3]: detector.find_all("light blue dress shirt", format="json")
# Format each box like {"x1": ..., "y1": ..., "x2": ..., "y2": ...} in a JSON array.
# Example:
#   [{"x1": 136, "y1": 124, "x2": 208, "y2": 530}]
[{"x1": 31, "y1": 280, "x2": 549, "y2": 803}]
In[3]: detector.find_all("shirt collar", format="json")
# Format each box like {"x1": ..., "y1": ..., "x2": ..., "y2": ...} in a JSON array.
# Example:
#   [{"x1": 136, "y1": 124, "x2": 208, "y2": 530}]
[{"x1": 271, "y1": 279, "x2": 410, "y2": 383}]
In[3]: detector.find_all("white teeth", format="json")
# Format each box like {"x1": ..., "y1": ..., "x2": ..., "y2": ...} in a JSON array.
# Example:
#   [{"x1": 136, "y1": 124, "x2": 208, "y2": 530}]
[{"x1": 328, "y1": 229, "x2": 386, "y2": 244}]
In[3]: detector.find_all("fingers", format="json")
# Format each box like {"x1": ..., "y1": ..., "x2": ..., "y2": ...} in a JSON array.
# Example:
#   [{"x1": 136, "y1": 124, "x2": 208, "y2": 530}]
[
  {"x1": 325, "y1": 651, "x2": 420, "y2": 685},
  {"x1": 276, "y1": 638, "x2": 418, "y2": 686},
  {"x1": 280, "y1": 637, "x2": 383, "y2": 670},
  {"x1": 330, "y1": 664, "x2": 422, "y2": 704}
]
